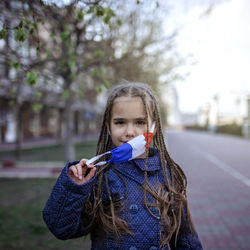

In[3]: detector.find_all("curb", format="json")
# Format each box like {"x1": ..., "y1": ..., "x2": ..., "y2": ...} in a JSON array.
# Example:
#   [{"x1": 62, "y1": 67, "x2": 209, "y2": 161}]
[
  {"x1": 0, "y1": 161, "x2": 65, "y2": 178},
  {"x1": 0, "y1": 167, "x2": 62, "y2": 178}
]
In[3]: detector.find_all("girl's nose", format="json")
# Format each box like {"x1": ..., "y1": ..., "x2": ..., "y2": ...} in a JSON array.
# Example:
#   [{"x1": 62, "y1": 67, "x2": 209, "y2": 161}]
[{"x1": 125, "y1": 124, "x2": 135, "y2": 138}]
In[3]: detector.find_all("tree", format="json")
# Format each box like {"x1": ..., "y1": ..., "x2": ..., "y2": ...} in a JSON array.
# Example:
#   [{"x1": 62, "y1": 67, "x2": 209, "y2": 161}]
[
  {"x1": 0, "y1": 0, "x2": 186, "y2": 160},
  {"x1": 0, "y1": 0, "x2": 118, "y2": 160}
]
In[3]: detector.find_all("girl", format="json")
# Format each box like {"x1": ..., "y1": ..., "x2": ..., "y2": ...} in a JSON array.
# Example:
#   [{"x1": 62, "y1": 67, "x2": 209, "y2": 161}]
[{"x1": 43, "y1": 82, "x2": 203, "y2": 249}]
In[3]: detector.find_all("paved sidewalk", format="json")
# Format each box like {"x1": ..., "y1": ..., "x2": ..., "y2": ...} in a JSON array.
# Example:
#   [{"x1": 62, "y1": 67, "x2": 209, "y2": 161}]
[
  {"x1": 0, "y1": 161, "x2": 64, "y2": 178},
  {"x1": 0, "y1": 134, "x2": 98, "y2": 178},
  {"x1": 0, "y1": 133, "x2": 98, "y2": 152}
]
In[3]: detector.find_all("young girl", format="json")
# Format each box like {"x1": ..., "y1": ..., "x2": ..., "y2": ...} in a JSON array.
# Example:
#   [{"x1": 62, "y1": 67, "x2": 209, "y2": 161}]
[{"x1": 43, "y1": 82, "x2": 203, "y2": 250}]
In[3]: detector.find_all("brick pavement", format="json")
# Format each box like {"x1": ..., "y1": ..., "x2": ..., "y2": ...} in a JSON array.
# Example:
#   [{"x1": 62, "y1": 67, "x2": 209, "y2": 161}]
[
  {"x1": 189, "y1": 175, "x2": 250, "y2": 250},
  {"x1": 166, "y1": 130, "x2": 250, "y2": 250}
]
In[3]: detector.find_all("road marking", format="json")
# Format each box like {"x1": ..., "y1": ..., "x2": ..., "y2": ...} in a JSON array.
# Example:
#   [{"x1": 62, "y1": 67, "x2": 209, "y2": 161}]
[{"x1": 192, "y1": 146, "x2": 250, "y2": 188}]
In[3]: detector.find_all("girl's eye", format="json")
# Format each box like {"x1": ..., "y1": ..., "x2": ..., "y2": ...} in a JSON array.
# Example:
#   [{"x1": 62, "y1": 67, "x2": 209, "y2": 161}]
[
  {"x1": 114, "y1": 121, "x2": 124, "y2": 125},
  {"x1": 137, "y1": 120, "x2": 146, "y2": 125}
]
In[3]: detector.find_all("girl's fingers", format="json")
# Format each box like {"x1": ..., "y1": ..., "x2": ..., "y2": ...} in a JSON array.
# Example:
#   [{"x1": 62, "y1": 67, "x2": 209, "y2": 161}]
[
  {"x1": 76, "y1": 163, "x2": 83, "y2": 180},
  {"x1": 85, "y1": 167, "x2": 96, "y2": 182},
  {"x1": 68, "y1": 159, "x2": 95, "y2": 183},
  {"x1": 69, "y1": 165, "x2": 78, "y2": 178},
  {"x1": 80, "y1": 158, "x2": 88, "y2": 166},
  {"x1": 79, "y1": 159, "x2": 89, "y2": 177},
  {"x1": 75, "y1": 163, "x2": 92, "y2": 180}
]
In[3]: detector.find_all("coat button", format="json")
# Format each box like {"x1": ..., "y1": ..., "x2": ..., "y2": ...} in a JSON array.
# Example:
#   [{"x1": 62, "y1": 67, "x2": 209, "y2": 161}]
[
  {"x1": 129, "y1": 247, "x2": 137, "y2": 250},
  {"x1": 129, "y1": 204, "x2": 139, "y2": 214},
  {"x1": 149, "y1": 246, "x2": 158, "y2": 250}
]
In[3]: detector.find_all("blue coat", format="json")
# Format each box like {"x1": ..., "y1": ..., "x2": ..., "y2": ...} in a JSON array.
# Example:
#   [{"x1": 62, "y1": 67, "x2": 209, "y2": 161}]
[{"x1": 43, "y1": 149, "x2": 203, "y2": 250}]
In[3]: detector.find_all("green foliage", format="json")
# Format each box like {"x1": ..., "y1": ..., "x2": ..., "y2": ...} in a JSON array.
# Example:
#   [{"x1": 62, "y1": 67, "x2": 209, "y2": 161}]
[
  {"x1": 26, "y1": 71, "x2": 38, "y2": 86},
  {"x1": 87, "y1": 6, "x2": 95, "y2": 14},
  {"x1": 0, "y1": 28, "x2": 7, "y2": 39},
  {"x1": 28, "y1": 22, "x2": 38, "y2": 35},
  {"x1": 60, "y1": 31, "x2": 70, "y2": 41},
  {"x1": 116, "y1": 18, "x2": 122, "y2": 26},
  {"x1": 96, "y1": 6, "x2": 105, "y2": 17},
  {"x1": 18, "y1": 20, "x2": 23, "y2": 28},
  {"x1": 14, "y1": 29, "x2": 26, "y2": 42},
  {"x1": 60, "y1": 25, "x2": 70, "y2": 41},
  {"x1": 29, "y1": 27, "x2": 35, "y2": 35},
  {"x1": 86, "y1": 5, "x2": 115, "y2": 24},
  {"x1": 70, "y1": 72, "x2": 76, "y2": 79},
  {"x1": 91, "y1": 68, "x2": 105, "y2": 77},
  {"x1": 216, "y1": 123, "x2": 242, "y2": 137},
  {"x1": 61, "y1": 90, "x2": 69, "y2": 100},
  {"x1": 68, "y1": 60, "x2": 76, "y2": 69},
  {"x1": 45, "y1": 52, "x2": 51, "y2": 60},
  {"x1": 68, "y1": 54, "x2": 76, "y2": 69},
  {"x1": 103, "y1": 81, "x2": 110, "y2": 88},
  {"x1": 0, "y1": 141, "x2": 97, "y2": 161},
  {"x1": 10, "y1": 89, "x2": 16, "y2": 97},
  {"x1": 58, "y1": 60, "x2": 65, "y2": 70},
  {"x1": 32, "y1": 103, "x2": 43, "y2": 112},
  {"x1": 95, "y1": 85, "x2": 103, "y2": 93},
  {"x1": 103, "y1": 8, "x2": 115, "y2": 24},
  {"x1": 9, "y1": 61, "x2": 20, "y2": 70},
  {"x1": 76, "y1": 11, "x2": 85, "y2": 21},
  {"x1": 34, "y1": 92, "x2": 42, "y2": 99},
  {"x1": 93, "y1": 50, "x2": 105, "y2": 60},
  {"x1": 8, "y1": 100, "x2": 15, "y2": 108}
]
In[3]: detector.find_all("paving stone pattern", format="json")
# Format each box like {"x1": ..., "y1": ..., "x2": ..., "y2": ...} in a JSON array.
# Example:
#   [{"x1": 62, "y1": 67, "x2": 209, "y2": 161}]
[{"x1": 167, "y1": 130, "x2": 250, "y2": 250}]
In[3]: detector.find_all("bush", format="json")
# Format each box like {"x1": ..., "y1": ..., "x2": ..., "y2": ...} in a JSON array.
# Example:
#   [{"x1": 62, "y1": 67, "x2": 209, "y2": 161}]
[{"x1": 216, "y1": 123, "x2": 242, "y2": 137}]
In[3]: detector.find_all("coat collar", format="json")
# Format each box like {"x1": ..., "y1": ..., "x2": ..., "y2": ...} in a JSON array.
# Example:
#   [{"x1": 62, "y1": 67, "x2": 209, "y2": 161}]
[
  {"x1": 131, "y1": 148, "x2": 161, "y2": 171},
  {"x1": 113, "y1": 148, "x2": 161, "y2": 185}
]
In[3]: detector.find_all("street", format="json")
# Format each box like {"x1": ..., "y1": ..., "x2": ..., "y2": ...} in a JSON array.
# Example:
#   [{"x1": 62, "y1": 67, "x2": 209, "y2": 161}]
[{"x1": 165, "y1": 130, "x2": 250, "y2": 250}]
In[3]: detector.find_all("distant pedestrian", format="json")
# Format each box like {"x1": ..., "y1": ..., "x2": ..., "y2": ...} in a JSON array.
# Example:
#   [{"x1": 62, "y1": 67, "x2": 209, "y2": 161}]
[{"x1": 43, "y1": 82, "x2": 203, "y2": 249}]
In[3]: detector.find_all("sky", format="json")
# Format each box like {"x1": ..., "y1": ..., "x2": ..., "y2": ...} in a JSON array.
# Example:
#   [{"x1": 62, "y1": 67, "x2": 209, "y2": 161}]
[{"x1": 167, "y1": 0, "x2": 250, "y2": 113}]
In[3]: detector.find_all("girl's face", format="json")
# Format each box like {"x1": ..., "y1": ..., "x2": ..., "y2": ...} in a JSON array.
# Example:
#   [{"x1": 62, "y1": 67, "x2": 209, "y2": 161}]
[{"x1": 108, "y1": 96, "x2": 153, "y2": 147}]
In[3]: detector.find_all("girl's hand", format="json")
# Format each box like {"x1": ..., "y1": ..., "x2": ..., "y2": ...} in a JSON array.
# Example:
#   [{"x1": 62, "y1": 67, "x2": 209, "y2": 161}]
[{"x1": 68, "y1": 159, "x2": 96, "y2": 185}]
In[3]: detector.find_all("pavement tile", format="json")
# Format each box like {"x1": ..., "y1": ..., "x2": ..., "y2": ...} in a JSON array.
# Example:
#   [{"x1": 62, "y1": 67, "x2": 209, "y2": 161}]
[
  {"x1": 197, "y1": 224, "x2": 231, "y2": 236},
  {"x1": 200, "y1": 235, "x2": 239, "y2": 249},
  {"x1": 223, "y1": 217, "x2": 250, "y2": 227},
  {"x1": 235, "y1": 235, "x2": 250, "y2": 249}
]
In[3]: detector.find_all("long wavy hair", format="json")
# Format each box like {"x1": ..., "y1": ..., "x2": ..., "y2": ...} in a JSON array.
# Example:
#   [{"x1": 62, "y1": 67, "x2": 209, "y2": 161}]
[{"x1": 83, "y1": 82, "x2": 196, "y2": 247}]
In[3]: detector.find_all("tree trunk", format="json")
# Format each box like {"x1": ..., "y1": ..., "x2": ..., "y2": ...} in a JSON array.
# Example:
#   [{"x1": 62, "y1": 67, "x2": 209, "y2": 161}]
[
  {"x1": 63, "y1": 89, "x2": 75, "y2": 162},
  {"x1": 15, "y1": 103, "x2": 22, "y2": 160}
]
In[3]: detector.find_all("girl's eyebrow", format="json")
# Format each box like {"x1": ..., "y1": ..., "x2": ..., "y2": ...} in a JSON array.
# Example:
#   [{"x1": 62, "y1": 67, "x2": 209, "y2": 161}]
[
  {"x1": 135, "y1": 117, "x2": 147, "y2": 121},
  {"x1": 113, "y1": 117, "x2": 147, "y2": 121}
]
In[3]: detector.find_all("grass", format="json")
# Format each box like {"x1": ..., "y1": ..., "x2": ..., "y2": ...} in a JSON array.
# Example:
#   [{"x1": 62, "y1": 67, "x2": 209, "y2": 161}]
[
  {"x1": 0, "y1": 178, "x2": 91, "y2": 250},
  {"x1": 0, "y1": 141, "x2": 97, "y2": 249},
  {"x1": 0, "y1": 140, "x2": 98, "y2": 162}
]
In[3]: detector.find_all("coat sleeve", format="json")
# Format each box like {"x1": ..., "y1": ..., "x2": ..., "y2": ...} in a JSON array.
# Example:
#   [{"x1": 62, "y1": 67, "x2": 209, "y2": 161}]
[
  {"x1": 42, "y1": 161, "x2": 96, "y2": 240},
  {"x1": 170, "y1": 206, "x2": 203, "y2": 250},
  {"x1": 171, "y1": 232, "x2": 203, "y2": 250}
]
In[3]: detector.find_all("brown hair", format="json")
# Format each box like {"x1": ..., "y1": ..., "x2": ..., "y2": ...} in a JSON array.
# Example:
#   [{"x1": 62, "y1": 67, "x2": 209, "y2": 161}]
[{"x1": 83, "y1": 82, "x2": 195, "y2": 247}]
